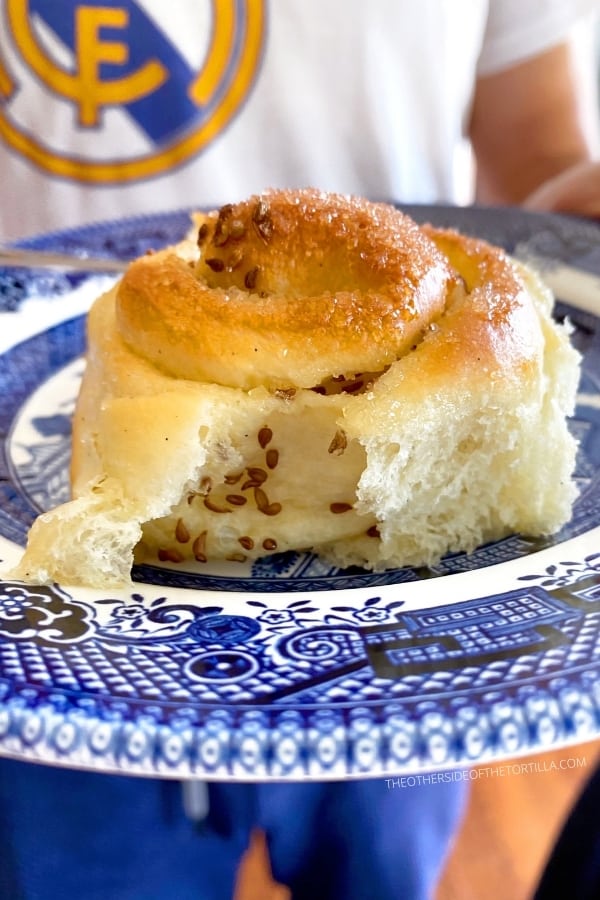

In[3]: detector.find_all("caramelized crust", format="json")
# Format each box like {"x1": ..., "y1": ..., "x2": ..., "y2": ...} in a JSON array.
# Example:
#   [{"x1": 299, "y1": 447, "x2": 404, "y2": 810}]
[{"x1": 116, "y1": 189, "x2": 455, "y2": 390}]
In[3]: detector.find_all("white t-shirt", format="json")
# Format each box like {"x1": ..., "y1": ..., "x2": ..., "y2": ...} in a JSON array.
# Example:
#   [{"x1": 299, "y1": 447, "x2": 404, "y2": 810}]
[{"x1": 0, "y1": 0, "x2": 595, "y2": 241}]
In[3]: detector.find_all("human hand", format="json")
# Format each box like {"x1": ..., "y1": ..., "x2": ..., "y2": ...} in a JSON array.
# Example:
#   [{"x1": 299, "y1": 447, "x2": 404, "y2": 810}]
[{"x1": 523, "y1": 160, "x2": 600, "y2": 218}]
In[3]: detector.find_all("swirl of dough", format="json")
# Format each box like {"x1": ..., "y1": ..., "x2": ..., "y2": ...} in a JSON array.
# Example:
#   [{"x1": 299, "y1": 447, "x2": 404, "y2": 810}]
[
  {"x1": 9, "y1": 192, "x2": 580, "y2": 589},
  {"x1": 115, "y1": 189, "x2": 456, "y2": 390}
]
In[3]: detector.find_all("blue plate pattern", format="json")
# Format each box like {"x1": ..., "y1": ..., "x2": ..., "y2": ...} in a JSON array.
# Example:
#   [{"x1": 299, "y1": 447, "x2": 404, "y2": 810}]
[{"x1": 0, "y1": 205, "x2": 599, "y2": 779}]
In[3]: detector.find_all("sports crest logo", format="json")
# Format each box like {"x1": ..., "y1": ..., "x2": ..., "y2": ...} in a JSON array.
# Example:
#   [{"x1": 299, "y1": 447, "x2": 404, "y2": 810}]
[{"x1": 0, "y1": 0, "x2": 266, "y2": 183}]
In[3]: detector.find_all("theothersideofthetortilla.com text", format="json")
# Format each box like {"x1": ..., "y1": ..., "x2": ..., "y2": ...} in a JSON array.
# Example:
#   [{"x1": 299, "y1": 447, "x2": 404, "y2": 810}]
[{"x1": 386, "y1": 756, "x2": 588, "y2": 788}]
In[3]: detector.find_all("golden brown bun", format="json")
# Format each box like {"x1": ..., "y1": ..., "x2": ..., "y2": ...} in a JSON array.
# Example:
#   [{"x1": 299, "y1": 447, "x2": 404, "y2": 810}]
[
  {"x1": 10, "y1": 190, "x2": 581, "y2": 587},
  {"x1": 116, "y1": 190, "x2": 455, "y2": 390}
]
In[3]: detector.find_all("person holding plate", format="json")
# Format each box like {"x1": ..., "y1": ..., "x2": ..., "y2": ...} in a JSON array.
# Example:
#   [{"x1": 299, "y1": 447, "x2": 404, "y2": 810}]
[{"x1": 0, "y1": 2, "x2": 599, "y2": 899}]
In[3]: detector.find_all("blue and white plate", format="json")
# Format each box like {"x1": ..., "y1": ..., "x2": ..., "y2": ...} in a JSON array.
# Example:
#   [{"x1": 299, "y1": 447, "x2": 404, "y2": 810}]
[{"x1": 0, "y1": 205, "x2": 599, "y2": 780}]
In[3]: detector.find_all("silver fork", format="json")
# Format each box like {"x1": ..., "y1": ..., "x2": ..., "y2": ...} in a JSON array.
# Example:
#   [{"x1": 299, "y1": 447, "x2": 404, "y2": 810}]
[{"x1": 0, "y1": 246, "x2": 130, "y2": 273}]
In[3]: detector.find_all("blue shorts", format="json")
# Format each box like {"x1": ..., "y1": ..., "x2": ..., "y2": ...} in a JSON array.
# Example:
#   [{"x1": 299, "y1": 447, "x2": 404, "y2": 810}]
[{"x1": 0, "y1": 759, "x2": 468, "y2": 899}]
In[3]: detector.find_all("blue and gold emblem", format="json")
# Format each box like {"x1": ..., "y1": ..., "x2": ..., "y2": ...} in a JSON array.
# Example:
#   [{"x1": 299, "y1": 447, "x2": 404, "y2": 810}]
[{"x1": 0, "y1": 0, "x2": 266, "y2": 182}]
